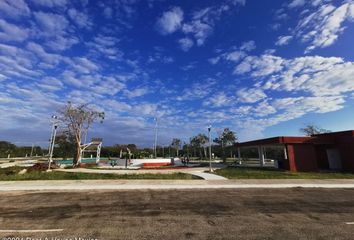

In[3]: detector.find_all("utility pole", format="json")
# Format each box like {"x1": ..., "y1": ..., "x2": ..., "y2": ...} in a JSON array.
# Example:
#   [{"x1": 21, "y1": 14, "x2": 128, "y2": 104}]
[{"x1": 208, "y1": 125, "x2": 213, "y2": 172}]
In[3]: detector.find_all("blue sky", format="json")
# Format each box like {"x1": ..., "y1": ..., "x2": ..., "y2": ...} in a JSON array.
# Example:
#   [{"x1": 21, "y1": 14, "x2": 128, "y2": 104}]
[{"x1": 0, "y1": 0, "x2": 354, "y2": 147}]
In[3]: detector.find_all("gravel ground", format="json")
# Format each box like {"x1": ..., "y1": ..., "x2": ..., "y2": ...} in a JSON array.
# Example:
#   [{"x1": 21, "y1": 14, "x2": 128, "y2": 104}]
[{"x1": 0, "y1": 188, "x2": 354, "y2": 240}]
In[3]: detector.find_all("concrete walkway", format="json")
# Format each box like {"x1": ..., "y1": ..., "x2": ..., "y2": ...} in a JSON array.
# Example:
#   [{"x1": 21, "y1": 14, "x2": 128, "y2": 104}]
[
  {"x1": 55, "y1": 167, "x2": 227, "y2": 180},
  {"x1": 1, "y1": 179, "x2": 354, "y2": 191},
  {"x1": 189, "y1": 171, "x2": 228, "y2": 180},
  {"x1": 0, "y1": 160, "x2": 38, "y2": 168}
]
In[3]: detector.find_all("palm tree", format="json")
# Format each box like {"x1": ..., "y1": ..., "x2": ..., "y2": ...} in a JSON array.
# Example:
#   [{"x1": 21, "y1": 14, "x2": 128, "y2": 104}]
[
  {"x1": 171, "y1": 138, "x2": 181, "y2": 157},
  {"x1": 214, "y1": 128, "x2": 237, "y2": 162}
]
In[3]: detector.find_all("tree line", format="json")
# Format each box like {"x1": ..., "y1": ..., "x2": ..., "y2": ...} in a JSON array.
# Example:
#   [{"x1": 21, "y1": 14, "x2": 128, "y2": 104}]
[
  {"x1": 0, "y1": 99, "x2": 332, "y2": 164},
  {"x1": 0, "y1": 141, "x2": 44, "y2": 158}
]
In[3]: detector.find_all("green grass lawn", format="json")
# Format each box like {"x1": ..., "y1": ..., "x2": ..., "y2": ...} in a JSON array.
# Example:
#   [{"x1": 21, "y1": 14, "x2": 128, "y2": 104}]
[
  {"x1": 0, "y1": 167, "x2": 200, "y2": 181},
  {"x1": 215, "y1": 167, "x2": 354, "y2": 179}
]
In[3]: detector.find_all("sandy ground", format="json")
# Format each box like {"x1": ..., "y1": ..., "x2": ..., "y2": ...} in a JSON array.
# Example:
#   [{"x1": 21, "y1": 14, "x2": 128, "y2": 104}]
[{"x1": 0, "y1": 188, "x2": 354, "y2": 240}]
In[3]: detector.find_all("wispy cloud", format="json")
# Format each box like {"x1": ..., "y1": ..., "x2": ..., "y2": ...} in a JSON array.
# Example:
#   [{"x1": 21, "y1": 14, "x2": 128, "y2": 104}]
[{"x1": 275, "y1": 35, "x2": 293, "y2": 46}]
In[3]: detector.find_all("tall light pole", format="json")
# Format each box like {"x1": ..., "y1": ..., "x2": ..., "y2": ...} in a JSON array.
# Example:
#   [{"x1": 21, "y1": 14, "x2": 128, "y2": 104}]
[
  {"x1": 154, "y1": 117, "x2": 158, "y2": 158},
  {"x1": 48, "y1": 115, "x2": 58, "y2": 171},
  {"x1": 47, "y1": 124, "x2": 55, "y2": 155},
  {"x1": 208, "y1": 125, "x2": 213, "y2": 172},
  {"x1": 30, "y1": 143, "x2": 34, "y2": 158}
]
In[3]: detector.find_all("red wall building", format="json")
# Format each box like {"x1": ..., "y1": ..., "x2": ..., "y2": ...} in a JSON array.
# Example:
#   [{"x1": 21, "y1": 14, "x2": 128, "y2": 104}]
[{"x1": 235, "y1": 130, "x2": 354, "y2": 172}]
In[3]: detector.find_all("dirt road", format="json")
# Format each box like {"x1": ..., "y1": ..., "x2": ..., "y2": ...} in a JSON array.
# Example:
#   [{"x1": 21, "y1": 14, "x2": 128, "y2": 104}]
[{"x1": 1, "y1": 188, "x2": 354, "y2": 239}]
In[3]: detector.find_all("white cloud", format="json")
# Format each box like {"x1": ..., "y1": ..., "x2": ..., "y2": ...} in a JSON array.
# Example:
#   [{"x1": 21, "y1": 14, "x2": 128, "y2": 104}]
[
  {"x1": 237, "y1": 95, "x2": 345, "y2": 141},
  {"x1": 45, "y1": 36, "x2": 79, "y2": 51},
  {"x1": 72, "y1": 57, "x2": 99, "y2": 74},
  {"x1": 26, "y1": 42, "x2": 63, "y2": 67},
  {"x1": 234, "y1": 55, "x2": 284, "y2": 76},
  {"x1": 158, "y1": 1, "x2": 246, "y2": 49},
  {"x1": 252, "y1": 101, "x2": 277, "y2": 117},
  {"x1": 103, "y1": 7, "x2": 113, "y2": 19},
  {"x1": 178, "y1": 37, "x2": 194, "y2": 51},
  {"x1": 0, "y1": 44, "x2": 40, "y2": 80},
  {"x1": 209, "y1": 40, "x2": 256, "y2": 65},
  {"x1": 34, "y1": 11, "x2": 69, "y2": 35},
  {"x1": 204, "y1": 92, "x2": 233, "y2": 107},
  {"x1": 182, "y1": 20, "x2": 213, "y2": 46},
  {"x1": 61, "y1": 70, "x2": 83, "y2": 88},
  {"x1": 156, "y1": 7, "x2": 184, "y2": 35},
  {"x1": 311, "y1": 0, "x2": 331, "y2": 7},
  {"x1": 86, "y1": 35, "x2": 122, "y2": 59},
  {"x1": 124, "y1": 87, "x2": 150, "y2": 98},
  {"x1": 147, "y1": 51, "x2": 174, "y2": 65},
  {"x1": 225, "y1": 51, "x2": 246, "y2": 62},
  {"x1": 264, "y1": 49, "x2": 276, "y2": 55},
  {"x1": 288, "y1": 0, "x2": 306, "y2": 8},
  {"x1": 240, "y1": 40, "x2": 256, "y2": 51},
  {"x1": 92, "y1": 77, "x2": 126, "y2": 96},
  {"x1": 31, "y1": 0, "x2": 67, "y2": 7},
  {"x1": 233, "y1": 55, "x2": 354, "y2": 97},
  {"x1": 274, "y1": 8, "x2": 288, "y2": 20},
  {"x1": 36, "y1": 76, "x2": 64, "y2": 91},
  {"x1": 273, "y1": 96, "x2": 345, "y2": 114},
  {"x1": 294, "y1": 2, "x2": 354, "y2": 52},
  {"x1": 208, "y1": 57, "x2": 220, "y2": 65},
  {"x1": 176, "y1": 79, "x2": 217, "y2": 101},
  {"x1": 93, "y1": 35, "x2": 119, "y2": 47},
  {"x1": 0, "y1": 0, "x2": 30, "y2": 19},
  {"x1": 33, "y1": 11, "x2": 79, "y2": 51},
  {"x1": 237, "y1": 88, "x2": 267, "y2": 103},
  {"x1": 180, "y1": 61, "x2": 197, "y2": 71},
  {"x1": 67, "y1": 8, "x2": 92, "y2": 29},
  {"x1": 133, "y1": 103, "x2": 158, "y2": 115},
  {"x1": 0, "y1": 19, "x2": 29, "y2": 42},
  {"x1": 275, "y1": 35, "x2": 293, "y2": 46},
  {"x1": 102, "y1": 100, "x2": 132, "y2": 112},
  {"x1": 266, "y1": 56, "x2": 354, "y2": 96},
  {"x1": 224, "y1": 52, "x2": 354, "y2": 136}
]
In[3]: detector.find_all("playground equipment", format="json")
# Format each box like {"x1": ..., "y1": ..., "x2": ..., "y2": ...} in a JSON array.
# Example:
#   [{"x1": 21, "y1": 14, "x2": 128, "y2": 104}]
[{"x1": 79, "y1": 138, "x2": 103, "y2": 164}]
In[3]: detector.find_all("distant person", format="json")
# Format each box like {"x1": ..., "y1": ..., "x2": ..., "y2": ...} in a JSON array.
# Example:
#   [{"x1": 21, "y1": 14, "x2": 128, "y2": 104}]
[{"x1": 182, "y1": 156, "x2": 186, "y2": 166}]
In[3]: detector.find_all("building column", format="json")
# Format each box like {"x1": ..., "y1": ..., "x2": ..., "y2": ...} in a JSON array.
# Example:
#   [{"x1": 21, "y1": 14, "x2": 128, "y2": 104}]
[
  {"x1": 258, "y1": 146, "x2": 265, "y2": 167},
  {"x1": 284, "y1": 145, "x2": 288, "y2": 160},
  {"x1": 285, "y1": 144, "x2": 297, "y2": 172}
]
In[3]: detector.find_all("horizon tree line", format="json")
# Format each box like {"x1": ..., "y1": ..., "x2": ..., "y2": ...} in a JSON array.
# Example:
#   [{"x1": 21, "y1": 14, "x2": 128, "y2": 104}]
[{"x1": 0, "y1": 100, "x2": 332, "y2": 162}]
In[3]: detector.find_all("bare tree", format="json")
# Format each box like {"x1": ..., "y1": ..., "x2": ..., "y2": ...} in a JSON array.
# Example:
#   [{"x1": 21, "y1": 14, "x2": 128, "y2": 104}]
[
  {"x1": 58, "y1": 102, "x2": 104, "y2": 165},
  {"x1": 300, "y1": 124, "x2": 331, "y2": 136}
]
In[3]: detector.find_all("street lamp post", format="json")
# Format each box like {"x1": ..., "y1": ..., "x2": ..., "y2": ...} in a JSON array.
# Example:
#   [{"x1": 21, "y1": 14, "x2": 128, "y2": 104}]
[
  {"x1": 154, "y1": 117, "x2": 158, "y2": 158},
  {"x1": 208, "y1": 125, "x2": 213, "y2": 172},
  {"x1": 48, "y1": 115, "x2": 58, "y2": 171},
  {"x1": 30, "y1": 143, "x2": 34, "y2": 158}
]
